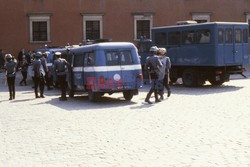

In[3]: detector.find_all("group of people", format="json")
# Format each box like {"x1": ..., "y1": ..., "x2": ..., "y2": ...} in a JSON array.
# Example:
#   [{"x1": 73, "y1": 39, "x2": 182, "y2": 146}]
[
  {"x1": 144, "y1": 46, "x2": 171, "y2": 104},
  {"x1": 1, "y1": 50, "x2": 69, "y2": 101}
]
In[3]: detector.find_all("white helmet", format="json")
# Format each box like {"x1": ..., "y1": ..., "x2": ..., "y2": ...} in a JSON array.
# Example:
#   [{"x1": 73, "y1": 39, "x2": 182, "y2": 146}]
[
  {"x1": 149, "y1": 46, "x2": 158, "y2": 52},
  {"x1": 5, "y1": 54, "x2": 12, "y2": 59}
]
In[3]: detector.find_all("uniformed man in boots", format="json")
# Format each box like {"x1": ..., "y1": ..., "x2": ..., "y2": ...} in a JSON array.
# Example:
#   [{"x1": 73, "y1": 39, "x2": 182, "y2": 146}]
[
  {"x1": 4, "y1": 54, "x2": 17, "y2": 100},
  {"x1": 54, "y1": 52, "x2": 69, "y2": 101},
  {"x1": 144, "y1": 46, "x2": 162, "y2": 104},
  {"x1": 41, "y1": 52, "x2": 52, "y2": 90},
  {"x1": 33, "y1": 52, "x2": 45, "y2": 98}
]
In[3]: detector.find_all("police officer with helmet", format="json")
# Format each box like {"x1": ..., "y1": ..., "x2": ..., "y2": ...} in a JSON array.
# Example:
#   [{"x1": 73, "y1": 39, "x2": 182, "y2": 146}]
[
  {"x1": 4, "y1": 54, "x2": 17, "y2": 100},
  {"x1": 144, "y1": 46, "x2": 163, "y2": 104},
  {"x1": 54, "y1": 52, "x2": 69, "y2": 101},
  {"x1": 33, "y1": 52, "x2": 45, "y2": 98}
]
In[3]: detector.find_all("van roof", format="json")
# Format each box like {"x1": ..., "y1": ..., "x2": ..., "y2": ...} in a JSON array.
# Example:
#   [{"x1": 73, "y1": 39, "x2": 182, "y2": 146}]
[
  {"x1": 71, "y1": 42, "x2": 136, "y2": 52},
  {"x1": 153, "y1": 22, "x2": 249, "y2": 30}
]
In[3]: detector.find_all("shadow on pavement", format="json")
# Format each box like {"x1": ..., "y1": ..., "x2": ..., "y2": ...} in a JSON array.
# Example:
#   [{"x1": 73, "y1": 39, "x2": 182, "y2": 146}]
[{"x1": 33, "y1": 95, "x2": 139, "y2": 111}]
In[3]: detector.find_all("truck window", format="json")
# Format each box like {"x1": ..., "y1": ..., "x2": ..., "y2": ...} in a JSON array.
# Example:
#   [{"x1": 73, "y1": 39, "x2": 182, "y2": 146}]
[
  {"x1": 218, "y1": 29, "x2": 224, "y2": 43},
  {"x1": 106, "y1": 51, "x2": 119, "y2": 66},
  {"x1": 168, "y1": 31, "x2": 180, "y2": 46},
  {"x1": 182, "y1": 30, "x2": 195, "y2": 44},
  {"x1": 225, "y1": 29, "x2": 233, "y2": 43},
  {"x1": 243, "y1": 29, "x2": 248, "y2": 43},
  {"x1": 197, "y1": 29, "x2": 210, "y2": 44},
  {"x1": 73, "y1": 54, "x2": 84, "y2": 67},
  {"x1": 120, "y1": 50, "x2": 133, "y2": 65},
  {"x1": 155, "y1": 32, "x2": 167, "y2": 46},
  {"x1": 235, "y1": 29, "x2": 242, "y2": 43}
]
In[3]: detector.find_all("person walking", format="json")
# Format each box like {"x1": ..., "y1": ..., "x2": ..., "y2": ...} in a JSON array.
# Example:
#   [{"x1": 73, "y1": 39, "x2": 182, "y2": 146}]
[
  {"x1": 157, "y1": 48, "x2": 171, "y2": 99},
  {"x1": 163, "y1": 49, "x2": 171, "y2": 97},
  {"x1": 4, "y1": 54, "x2": 17, "y2": 100},
  {"x1": 144, "y1": 46, "x2": 162, "y2": 104},
  {"x1": 32, "y1": 52, "x2": 45, "y2": 98},
  {"x1": 54, "y1": 52, "x2": 69, "y2": 101},
  {"x1": 19, "y1": 56, "x2": 29, "y2": 86}
]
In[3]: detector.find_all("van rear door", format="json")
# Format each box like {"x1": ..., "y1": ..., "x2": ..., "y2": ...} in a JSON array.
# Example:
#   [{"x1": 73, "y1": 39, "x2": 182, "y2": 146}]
[
  {"x1": 105, "y1": 50, "x2": 123, "y2": 89},
  {"x1": 72, "y1": 53, "x2": 85, "y2": 90}
]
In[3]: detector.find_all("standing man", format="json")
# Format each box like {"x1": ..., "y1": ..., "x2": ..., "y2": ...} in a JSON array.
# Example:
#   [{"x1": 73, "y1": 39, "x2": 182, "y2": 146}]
[
  {"x1": 33, "y1": 52, "x2": 45, "y2": 98},
  {"x1": 144, "y1": 46, "x2": 162, "y2": 104},
  {"x1": 19, "y1": 56, "x2": 29, "y2": 86},
  {"x1": 41, "y1": 52, "x2": 52, "y2": 90},
  {"x1": 4, "y1": 54, "x2": 17, "y2": 100},
  {"x1": 54, "y1": 52, "x2": 69, "y2": 101}
]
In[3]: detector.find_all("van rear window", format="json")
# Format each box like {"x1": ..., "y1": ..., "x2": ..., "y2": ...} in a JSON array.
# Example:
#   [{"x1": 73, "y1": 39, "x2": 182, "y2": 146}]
[
  {"x1": 106, "y1": 51, "x2": 120, "y2": 66},
  {"x1": 120, "y1": 50, "x2": 133, "y2": 65}
]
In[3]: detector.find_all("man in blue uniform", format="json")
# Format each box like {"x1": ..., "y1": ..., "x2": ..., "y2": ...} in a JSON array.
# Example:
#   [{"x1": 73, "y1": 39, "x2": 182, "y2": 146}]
[
  {"x1": 4, "y1": 54, "x2": 17, "y2": 100},
  {"x1": 144, "y1": 46, "x2": 162, "y2": 104},
  {"x1": 33, "y1": 52, "x2": 45, "y2": 98},
  {"x1": 54, "y1": 52, "x2": 69, "y2": 101}
]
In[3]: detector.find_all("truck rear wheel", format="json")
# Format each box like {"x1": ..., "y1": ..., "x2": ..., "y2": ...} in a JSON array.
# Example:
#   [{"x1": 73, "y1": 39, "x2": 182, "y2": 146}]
[
  {"x1": 208, "y1": 77, "x2": 224, "y2": 86},
  {"x1": 182, "y1": 69, "x2": 198, "y2": 87}
]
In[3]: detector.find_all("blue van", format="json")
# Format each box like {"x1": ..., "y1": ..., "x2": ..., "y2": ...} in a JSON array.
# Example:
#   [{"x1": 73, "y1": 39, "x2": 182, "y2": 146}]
[
  {"x1": 67, "y1": 42, "x2": 143, "y2": 101},
  {"x1": 139, "y1": 22, "x2": 249, "y2": 86}
]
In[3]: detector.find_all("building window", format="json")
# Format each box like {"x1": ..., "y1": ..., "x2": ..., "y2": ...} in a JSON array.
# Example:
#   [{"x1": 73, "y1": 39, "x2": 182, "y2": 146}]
[
  {"x1": 29, "y1": 15, "x2": 50, "y2": 43},
  {"x1": 83, "y1": 15, "x2": 103, "y2": 40},
  {"x1": 191, "y1": 13, "x2": 211, "y2": 23},
  {"x1": 134, "y1": 14, "x2": 153, "y2": 40}
]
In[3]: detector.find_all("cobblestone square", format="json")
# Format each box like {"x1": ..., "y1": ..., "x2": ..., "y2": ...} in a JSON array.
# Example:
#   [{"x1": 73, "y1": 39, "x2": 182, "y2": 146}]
[{"x1": 1, "y1": 69, "x2": 250, "y2": 167}]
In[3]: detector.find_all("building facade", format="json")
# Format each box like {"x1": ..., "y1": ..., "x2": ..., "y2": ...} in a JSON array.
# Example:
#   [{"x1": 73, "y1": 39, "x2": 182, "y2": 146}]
[{"x1": 0, "y1": 0, "x2": 250, "y2": 56}]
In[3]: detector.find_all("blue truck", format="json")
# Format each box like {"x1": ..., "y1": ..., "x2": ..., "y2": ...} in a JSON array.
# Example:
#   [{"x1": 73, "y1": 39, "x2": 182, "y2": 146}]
[{"x1": 138, "y1": 22, "x2": 249, "y2": 86}]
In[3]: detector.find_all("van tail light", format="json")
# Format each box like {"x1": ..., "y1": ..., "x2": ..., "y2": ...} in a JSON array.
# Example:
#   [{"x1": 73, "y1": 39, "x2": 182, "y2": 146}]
[
  {"x1": 137, "y1": 73, "x2": 143, "y2": 79},
  {"x1": 99, "y1": 76, "x2": 105, "y2": 84}
]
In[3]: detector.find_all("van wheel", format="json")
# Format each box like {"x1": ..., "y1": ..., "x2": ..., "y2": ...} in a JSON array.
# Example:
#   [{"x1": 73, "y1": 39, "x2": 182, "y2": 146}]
[
  {"x1": 123, "y1": 91, "x2": 133, "y2": 101},
  {"x1": 88, "y1": 89, "x2": 101, "y2": 102},
  {"x1": 182, "y1": 69, "x2": 198, "y2": 87}
]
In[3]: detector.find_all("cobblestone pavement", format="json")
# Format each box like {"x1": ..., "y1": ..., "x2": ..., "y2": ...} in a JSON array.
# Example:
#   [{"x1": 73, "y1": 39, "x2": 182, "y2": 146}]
[{"x1": 0, "y1": 68, "x2": 250, "y2": 167}]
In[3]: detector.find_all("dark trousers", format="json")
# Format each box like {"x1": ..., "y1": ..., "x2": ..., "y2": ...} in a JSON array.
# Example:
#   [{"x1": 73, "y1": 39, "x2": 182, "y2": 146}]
[
  {"x1": 20, "y1": 71, "x2": 27, "y2": 85},
  {"x1": 33, "y1": 76, "x2": 45, "y2": 97},
  {"x1": 57, "y1": 75, "x2": 67, "y2": 98},
  {"x1": 163, "y1": 74, "x2": 171, "y2": 91},
  {"x1": 45, "y1": 72, "x2": 51, "y2": 89},
  {"x1": 145, "y1": 73, "x2": 159, "y2": 102},
  {"x1": 7, "y1": 76, "x2": 15, "y2": 99}
]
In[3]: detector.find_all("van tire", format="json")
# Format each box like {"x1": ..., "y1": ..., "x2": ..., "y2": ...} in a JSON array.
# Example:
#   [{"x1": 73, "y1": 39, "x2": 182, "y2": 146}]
[
  {"x1": 88, "y1": 89, "x2": 101, "y2": 102},
  {"x1": 123, "y1": 91, "x2": 133, "y2": 101}
]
